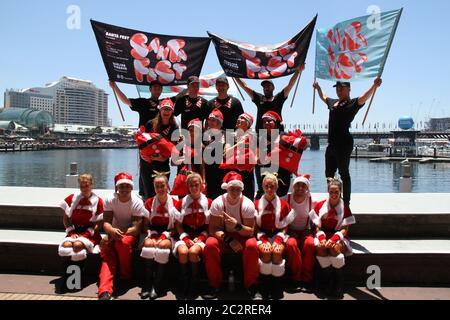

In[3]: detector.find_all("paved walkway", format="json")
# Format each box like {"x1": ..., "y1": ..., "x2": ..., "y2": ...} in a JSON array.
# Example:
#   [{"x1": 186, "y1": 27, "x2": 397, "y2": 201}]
[{"x1": 0, "y1": 274, "x2": 449, "y2": 300}]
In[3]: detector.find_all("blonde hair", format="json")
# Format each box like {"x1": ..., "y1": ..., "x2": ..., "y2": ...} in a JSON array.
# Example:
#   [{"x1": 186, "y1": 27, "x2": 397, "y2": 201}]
[
  {"x1": 262, "y1": 173, "x2": 279, "y2": 188},
  {"x1": 78, "y1": 174, "x2": 93, "y2": 185},
  {"x1": 327, "y1": 177, "x2": 342, "y2": 191},
  {"x1": 186, "y1": 173, "x2": 203, "y2": 187}
]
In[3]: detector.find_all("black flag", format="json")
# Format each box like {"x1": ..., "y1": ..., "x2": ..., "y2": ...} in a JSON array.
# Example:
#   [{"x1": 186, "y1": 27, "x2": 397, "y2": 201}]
[
  {"x1": 208, "y1": 15, "x2": 317, "y2": 79},
  {"x1": 91, "y1": 20, "x2": 211, "y2": 85}
]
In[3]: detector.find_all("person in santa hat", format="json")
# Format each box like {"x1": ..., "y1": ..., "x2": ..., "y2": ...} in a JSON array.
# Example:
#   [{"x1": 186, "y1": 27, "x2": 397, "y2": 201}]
[
  {"x1": 58, "y1": 173, "x2": 104, "y2": 293},
  {"x1": 222, "y1": 112, "x2": 257, "y2": 201},
  {"x1": 140, "y1": 172, "x2": 182, "y2": 300},
  {"x1": 308, "y1": 178, "x2": 356, "y2": 299},
  {"x1": 204, "y1": 108, "x2": 227, "y2": 200},
  {"x1": 203, "y1": 171, "x2": 260, "y2": 300},
  {"x1": 254, "y1": 173, "x2": 296, "y2": 300},
  {"x1": 171, "y1": 118, "x2": 205, "y2": 198},
  {"x1": 283, "y1": 174, "x2": 317, "y2": 293},
  {"x1": 174, "y1": 76, "x2": 209, "y2": 130},
  {"x1": 173, "y1": 173, "x2": 213, "y2": 299},
  {"x1": 98, "y1": 172, "x2": 147, "y2": 300},
  {"x1": 205, "y1": 77, "x2": 244, "y2": 131},
  {"x1": 109, "y1": 80, "x2": 184, "y2": 198},
  {"x1": 255, "y1": 111, "x2": 292, "y2": 199},
  {"x1": 141, "y1": 98, "x2": 180, "y2": 200},
  {"x1": 233, "y1": 63, "x2": 305, "y2": 134}
]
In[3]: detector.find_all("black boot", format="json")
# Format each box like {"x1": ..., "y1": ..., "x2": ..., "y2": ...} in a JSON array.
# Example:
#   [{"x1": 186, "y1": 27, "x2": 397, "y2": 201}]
[
  {"x1": 270, "y1": 276, "x2": 284, "y2": 300},
  {"x1": 332, "y1": 267, "x2": 344, "y2": 299},
  {"x1": 58, "y1": 258, "x2": 71, "y2": 294},
  {"x1": 325, "y1": 267, "x2": 336, "y2": 297},
  {"x1": 314, "y1": 265, "x2": 332, "y2": 298},
  {"x1": 259, "y1": 274, "x2": 271, "y2": 300},
  {"x1": 178, "y1": 263, "x2": 190, "y2": 300},
  {"x1": 187, "y1": 262, "x2": 200, "y2": 300},
  {"x1": 153, "y1": 262, "x2": 167, "y2": 299},
  {"x1": 141, "y1": 259, "x2": 154, "y2": 300}
]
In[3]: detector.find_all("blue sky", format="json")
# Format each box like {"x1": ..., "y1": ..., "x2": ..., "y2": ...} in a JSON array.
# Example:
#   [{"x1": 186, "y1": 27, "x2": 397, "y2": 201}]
[{"x1": 1, "y1": 0, "x2": 449, "y2": 128}]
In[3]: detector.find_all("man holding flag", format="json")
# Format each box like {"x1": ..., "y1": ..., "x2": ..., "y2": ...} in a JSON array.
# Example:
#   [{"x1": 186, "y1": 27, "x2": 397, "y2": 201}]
[
  {"x1": 313, "y1": 78, "x2": 381, "y2": 209},
  {"x1": 313, "y1": 8, "x2": 402, "y2": 210},
  {"x1": 233, "y1": 62, "x2": 305, "y2": 133}
]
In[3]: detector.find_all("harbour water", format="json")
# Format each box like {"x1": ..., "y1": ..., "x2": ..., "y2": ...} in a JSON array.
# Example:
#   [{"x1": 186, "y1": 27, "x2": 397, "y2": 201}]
[{"x1": 1, "y1": 148, "x2": 450, "y2": 193}]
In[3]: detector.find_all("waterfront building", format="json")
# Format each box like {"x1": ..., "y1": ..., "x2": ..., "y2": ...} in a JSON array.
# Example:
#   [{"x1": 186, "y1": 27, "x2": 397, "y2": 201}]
[
  {"x1": 0, "y1": 108, "x2": 54, "y2": 133},
  {"x1": 4, "y1": 76, "x2": 109, "y2": 127},
  {"x1": 426, "y1": 117, "x2": 450, "y2": 132}
]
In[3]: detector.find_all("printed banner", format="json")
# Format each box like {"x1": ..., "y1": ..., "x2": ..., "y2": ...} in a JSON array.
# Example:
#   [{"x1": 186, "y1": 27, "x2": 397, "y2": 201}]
[
  {"x1": 208, "y1": 15, "x2": 317, "y2": 79},
  {"x1": 91, "y1": 20, "x2": 211, "y2": 85},
  {"x1": 315, "y1": 8, "x2": 402, "y2": 81}
]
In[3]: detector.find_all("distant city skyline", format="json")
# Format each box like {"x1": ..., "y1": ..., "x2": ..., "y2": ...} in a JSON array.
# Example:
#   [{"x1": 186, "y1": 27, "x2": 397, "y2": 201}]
[{"x1": 1, "y1": 0, "x2": 449, "y2": 127}]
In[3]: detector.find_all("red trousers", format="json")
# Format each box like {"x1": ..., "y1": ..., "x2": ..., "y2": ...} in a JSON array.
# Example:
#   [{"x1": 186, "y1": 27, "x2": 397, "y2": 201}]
[
  {"x1": 285, "y1": 230, "x2": 315, "y2": 283},
  {"x1": 204, "y1": 233, "x2": 259, "y2": 289},
  {"x1": 98, "y1": 235, "x2": 136, "y2": 295}
]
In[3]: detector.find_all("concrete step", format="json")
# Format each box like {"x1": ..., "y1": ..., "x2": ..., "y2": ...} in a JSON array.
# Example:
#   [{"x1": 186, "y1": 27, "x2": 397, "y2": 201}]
[
  {"x1": 1, "y1": 229, "x2": 449, "y2": 286},
  {"x1": 1, "y1": 188, "x2": 450, "y2": 238}
]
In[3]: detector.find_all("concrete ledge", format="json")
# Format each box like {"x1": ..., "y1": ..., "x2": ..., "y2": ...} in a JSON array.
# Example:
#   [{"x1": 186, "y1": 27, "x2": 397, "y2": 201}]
[
  {"x1": 1, "y1": 229, "x2": 449, "y2": 285},
  {"x1": 2, "y1": 187, "x2": 450, "y2": 238}
]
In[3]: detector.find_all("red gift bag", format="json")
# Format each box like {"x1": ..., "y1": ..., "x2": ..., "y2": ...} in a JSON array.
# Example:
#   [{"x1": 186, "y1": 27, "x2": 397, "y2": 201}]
[
  {"x1": 135, "y1": 126, "x2": 177, "y2": 163},
  {"x1": 269, "y1": 130, "x2": 308, "y2": 175}
]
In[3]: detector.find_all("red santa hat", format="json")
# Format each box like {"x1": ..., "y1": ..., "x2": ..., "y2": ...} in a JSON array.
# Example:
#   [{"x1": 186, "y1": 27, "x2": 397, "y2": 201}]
[
  {"x1": 188, "y1": 118, "x2": 203, "y2": 130},
  {"x1": 208, "y1": 108, "x2": 224, "y2": 124},
  {"x1": 114, "y1": 172, "x2": 133, "y2": 187},
  {"x1": 262, "y1": 111, "x2": 283, "y2": 123},
  {"x1": 239, "y1": 112, "x2": 254, "y2": 127},
  {"x1": 221, "y1": 171, "x2": 244, "y2": 190},
  {"x1": 293, "y1": 174, "x2": 311, "y2": 189},
  {"x1": 158, "y1": 98, "x2": 174, "y2": 110}
]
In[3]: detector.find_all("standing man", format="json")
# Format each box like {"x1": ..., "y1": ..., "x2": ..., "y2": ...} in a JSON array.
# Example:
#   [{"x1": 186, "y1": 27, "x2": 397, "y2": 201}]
[
  {"x1": 313, "y1": 78, "x2": 382, "y2": 209},
  {"x1": 233, "y1": 63, "x2": 305, "y2": 133},
  {"x1": 98, "y1": 172, "x2": 147, "y2": 300},
  {"x1": 206, "y1": 77, "x2": 244, "y2": 131},
  {"x1": 174, "y1": 76, "x2": 209, "y2": 130}
]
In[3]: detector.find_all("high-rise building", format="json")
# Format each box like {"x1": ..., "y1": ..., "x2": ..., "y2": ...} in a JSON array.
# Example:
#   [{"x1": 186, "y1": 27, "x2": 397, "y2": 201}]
[{"x1": 4, "y1": 76, "x2": 109, "y2": 126}]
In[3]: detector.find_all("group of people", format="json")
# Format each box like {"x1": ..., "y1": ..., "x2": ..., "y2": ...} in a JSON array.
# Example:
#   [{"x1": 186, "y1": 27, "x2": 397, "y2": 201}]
[
  {"x1": 58, "y1": 169, "x2": 354, "y2": 300},
  {"x1": 58, "y1": 65, "x2": 381, "y2": 300}
]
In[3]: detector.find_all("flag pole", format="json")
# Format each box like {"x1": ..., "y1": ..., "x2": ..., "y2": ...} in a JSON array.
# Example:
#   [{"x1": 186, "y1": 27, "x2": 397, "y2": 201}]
[
  {"x1": 112, "y1": 90, "x2": 125, "y2": 122},
  {"x1": 312, "y1": 77, "x2": 317, "y2": 114},
  {"x1": 290, "y1": 71, "x2": 302, "y2": 108},
  {"x1": 362, "y1": 88, "x2": 377, "y2": 125},
  {"x1": 232, "y1": 77, "x2": 245, "y2": 101},
  {"x1": 136, "y1": 85, "x2": 142, "y2": 98},
  {"x1": 362, "y1": 8, "x2": 402, "y2": 125}
]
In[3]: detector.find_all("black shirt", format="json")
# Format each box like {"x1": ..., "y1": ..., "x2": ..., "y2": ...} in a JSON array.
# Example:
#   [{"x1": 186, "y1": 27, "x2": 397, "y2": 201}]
[
  {"x1": 326, "y1": 97, "x2": 364, "y2": 146},
  {"x1": 129, "y1": 96, "x2": 177, "y2": 127},
  {"x1": 206, "y1": 96, "x2": 244, "y2": 131},
  {"x1": 174, "y1": 96, "x2": 209, "y2": 129},
  {"x1": 252, "y1": 91, "x2": 287, "y2": 131}
]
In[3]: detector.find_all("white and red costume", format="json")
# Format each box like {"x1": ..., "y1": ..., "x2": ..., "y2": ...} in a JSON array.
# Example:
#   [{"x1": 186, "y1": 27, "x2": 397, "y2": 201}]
[
  {"x1": 204, "y1": 192, "x2": 259, "y2": 289},
  {"x1": 58, "y1": 193, "x2": 104, "y2": 261},
  {"x1": 173, "y1": 193, "x2": 212, "y2": 255},
  {"x1": 140, "y1": 195, "x2": 182, "y2": 264},
  {"x1": 98, "y1": 191, "x2": 147, "y2": 296},
  {"x1": 309, "y1": 198, "x2": 355, "y2": 254},
  {"x1": 284, "y1": 190, "x2": 317, "y2": 283},
  {"x1": 254, "y1": 196, "x2": 295, "y2": 277}
]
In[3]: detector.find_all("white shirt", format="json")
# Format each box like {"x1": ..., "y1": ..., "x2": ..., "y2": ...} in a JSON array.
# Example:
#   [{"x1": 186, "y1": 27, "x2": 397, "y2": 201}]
[
  {"x1": 284, "y1": 193, "x2": 317, "y2": 231},
  {"x1": 104, "y1": 193, "x2": 148, "y2": 230},
  {"x1": 210, "y1": 194, "x2": 256, "y2": 232}
]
